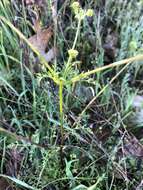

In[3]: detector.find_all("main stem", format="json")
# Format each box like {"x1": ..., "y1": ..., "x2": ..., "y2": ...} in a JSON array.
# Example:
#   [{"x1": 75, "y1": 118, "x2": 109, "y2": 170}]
[
  {"x1": 59, "y1": 80, "x2": 64, "y2": 145},
  {"x1": 64, "y1": 19, "x2": 81, "y2": 74},
  {"x1": 72, "y1": 19, "x2": 81, "y2": 50},
  {"x1": 59, "y1": 80, "x2": 64, "y2": 167}
]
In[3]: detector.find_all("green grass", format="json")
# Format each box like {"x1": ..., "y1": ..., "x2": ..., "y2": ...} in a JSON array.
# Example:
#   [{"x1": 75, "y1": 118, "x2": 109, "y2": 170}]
[{"x1": 0, "y1": 0, "x2": 143, "y2": 189}]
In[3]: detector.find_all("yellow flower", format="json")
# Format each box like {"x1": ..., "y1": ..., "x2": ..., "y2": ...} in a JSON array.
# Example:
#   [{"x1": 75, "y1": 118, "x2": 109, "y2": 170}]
[
  {"x1": 71, "y1": 2, "x2": 80, "y2": 9},
  {"x1": 71, "y1": 2, "x2": 80, "y2": 14},
  {"x1": 76, "y1": 9, "x2": 86, "y2": 20},
  {"x1": 68, "y1": 49, "x2": 79, "y2": 58},
  {"x1": 86, "y1": 9, "x2": 94, "y2": 17}
]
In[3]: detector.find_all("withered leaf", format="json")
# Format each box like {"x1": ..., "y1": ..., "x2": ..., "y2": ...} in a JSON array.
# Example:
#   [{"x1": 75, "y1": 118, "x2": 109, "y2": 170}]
[
  {"x1": 42, "y1": 47, "x2": 58, "y2": 62},
  {"x1": 28, "y1": 26, "x2": 53, "y2": 53},
  {"x1": 103, "y1": 28, "x2": 118, "y2": 62},
  {"x1": 6, "y1": 148, "x2": 23, "y2": 177},
  {"x1": 33, "y1": 17, "x2": 41, "y2": 33},
  {"x1": 132, "y1": 95, "x2": 143, "y2": 108},
  {"x1": 122, "y1": 132, "x2": 143, "y2": 158}
]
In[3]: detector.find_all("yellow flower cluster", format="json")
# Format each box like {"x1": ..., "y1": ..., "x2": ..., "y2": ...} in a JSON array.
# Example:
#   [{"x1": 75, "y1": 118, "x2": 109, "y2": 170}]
[
  {"x1": 71, "y1": 2, "x2": 80, "y2": 14},
  {"x1": 71, "y1": 1, "x2": 94, "y2": 20},
  {"x1": 68, "y1": 49, "x2": 79, "y2": 58}
]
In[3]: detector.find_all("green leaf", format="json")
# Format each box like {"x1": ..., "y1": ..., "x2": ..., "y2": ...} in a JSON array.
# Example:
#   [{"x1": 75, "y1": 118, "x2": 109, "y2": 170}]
[
  {"x1": 72, "y1": 184, "x2": 87, "y2": 190},
  {"x1": 87, "y1": 174, "x2": 105, "y2": 190},
  {"x1": 65, "y1": 159, "x2": 76, "y2": 179}
]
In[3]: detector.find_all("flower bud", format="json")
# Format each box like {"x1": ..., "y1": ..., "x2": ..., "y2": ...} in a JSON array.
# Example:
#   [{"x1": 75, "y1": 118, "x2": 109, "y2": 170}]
[
  {"x1": 68, "y1": 49, "x2": 79, "y2": 58},
  {"x1": 86, "y1": 9, "x2": 94, "y2": 17}
]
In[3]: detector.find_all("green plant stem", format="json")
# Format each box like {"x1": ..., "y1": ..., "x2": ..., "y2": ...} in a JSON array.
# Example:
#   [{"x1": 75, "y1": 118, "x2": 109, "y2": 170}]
[
  {"x1": 64, "y1": 19, "x2": 81, "y2": 75},
  {"x1": 72, "y1": 19, "x2": 81, "y2": 50},
  {"x1": 59, "y1": 80, "x2": 64, "y2": 145},
  {"x1": 59, "y1": 80, "x2": 64, "y2": 167}
]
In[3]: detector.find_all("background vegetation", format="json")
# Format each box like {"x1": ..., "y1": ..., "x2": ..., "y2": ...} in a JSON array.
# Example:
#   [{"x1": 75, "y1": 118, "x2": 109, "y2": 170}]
[{"x1": 0, "y1": 0, "x2": 143, "y2": 189}]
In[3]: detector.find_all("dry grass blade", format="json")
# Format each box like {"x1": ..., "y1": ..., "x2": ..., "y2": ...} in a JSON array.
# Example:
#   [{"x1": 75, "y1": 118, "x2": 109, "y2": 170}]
[{"x1": 51, "y1": 0, "x2": 58, "y2": 23}]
